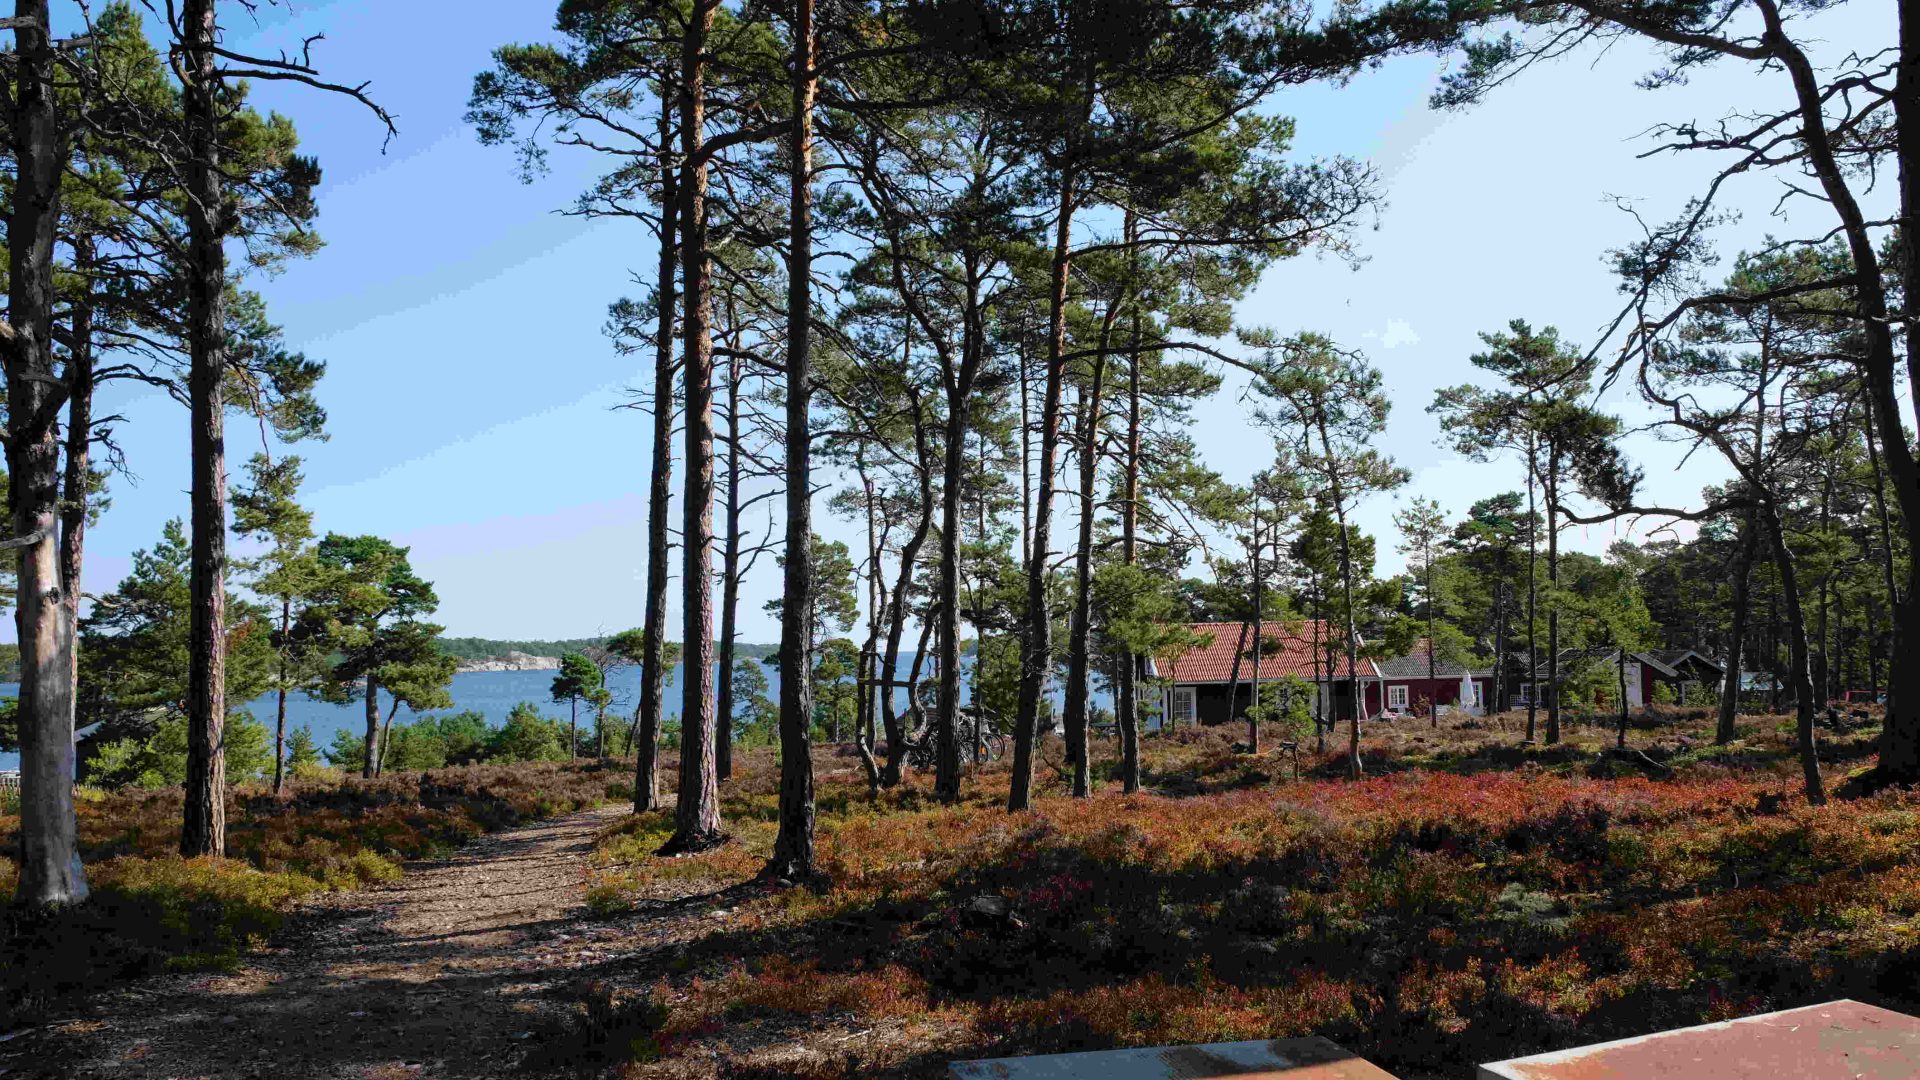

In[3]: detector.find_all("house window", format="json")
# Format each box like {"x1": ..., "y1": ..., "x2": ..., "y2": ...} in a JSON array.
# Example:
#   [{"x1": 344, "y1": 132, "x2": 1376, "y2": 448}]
[
  {"x1": 1388, "y1": 685, "x2": 1409, "y2": 711},
  {"x1": 1173, "y1": 686, "x2": 1197, "y2": 726}
]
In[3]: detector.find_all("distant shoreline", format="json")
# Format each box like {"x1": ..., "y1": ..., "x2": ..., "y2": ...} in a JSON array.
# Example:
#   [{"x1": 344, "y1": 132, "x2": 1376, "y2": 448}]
[
  {"x1": 438, "y1": 636, "x2": 781, "y2": 673},
  {"x1": 455, "y1": 651, "x2": 561, "y2": 674}
]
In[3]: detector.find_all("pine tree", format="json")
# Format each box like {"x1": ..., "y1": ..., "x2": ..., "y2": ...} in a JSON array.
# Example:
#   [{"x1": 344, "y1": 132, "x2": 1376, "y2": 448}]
[
  {"x1": 300, "y1": 535, "x2": 450, "y2": 781},
  {"x1": 1257, "y1": 335, "x2": 1408, "y2": 779},
  {"x1": 232, "y1": 455, "x2": 325, "y2": 795}
]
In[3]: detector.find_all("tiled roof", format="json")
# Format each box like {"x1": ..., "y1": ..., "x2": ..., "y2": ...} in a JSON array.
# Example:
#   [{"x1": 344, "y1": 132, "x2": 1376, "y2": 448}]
[
  {"x1": 1376, "y1": 639, "x2": 1494, "y2": 679},
  {"x1": 1158, "y1": 621, "x2": 1379, "y2": 684}
]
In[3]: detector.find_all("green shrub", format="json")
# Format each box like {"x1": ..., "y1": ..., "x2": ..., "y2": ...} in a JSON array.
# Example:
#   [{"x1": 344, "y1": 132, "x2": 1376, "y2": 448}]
[
  {"x1": 87, "y1": 711, "x2": 273, "y2": 790},
  {"x1": 489, "y1": 702, "x2": 569, "y2": 762},
  {"x1": 286, "y1": 725, "x2": 320, "y2": 770}
]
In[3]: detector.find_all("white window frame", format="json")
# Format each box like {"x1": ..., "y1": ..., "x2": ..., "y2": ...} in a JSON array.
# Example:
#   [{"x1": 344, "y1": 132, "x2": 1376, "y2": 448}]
[
  {"x1": 1387, "y1": 684, "x2": 1409, "y2": 711},
  {"x1": 1173, "y1": 686, "x2": 1198, "y2": 726}
]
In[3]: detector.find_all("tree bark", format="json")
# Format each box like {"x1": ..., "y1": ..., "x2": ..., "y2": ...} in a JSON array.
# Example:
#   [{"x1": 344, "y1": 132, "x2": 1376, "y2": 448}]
[
  {"x1": 182, "y1": 0, "x2": 229, "y2": 858},
  {"x1": 8, "y1": 0, "x2": 86, "y2": 905},
  {"x1": 635, "y1": 88, "x2": 676, "y2": 815},
  {"x1": 716, "y1": 343, "x2": 741, "y2": 783},
  {"x1": 361, "y1": 674, "x2": 379, "y2": 780},
  {"x1": 375, "y1": 698, "x2": 401, "y2": 776},
  {"x1": 1864, "y1": 396, "x2": 1900, "y2": 713},
  {"x1": 1062, "y1": 348, "x2": 1106, "y2": 797},
  {"x1": 854, "y1": 463, "x2": 884, "y2": 797},
  {"x1": 1758, "y1": 497, "x2": 1827, "y2": 805},
  {"x1": 1545, "y1": 444, "x2": 1561, "y2": 745},
  {"x1": 1492, "y1": 578, "x2": 1507, "y2": 716},
  {"x1": 1323, "y1": 452, "x2": 1364, "y2": 779},
  {"x1": 664, "y1": 0, "x2": 724, "y2": 852},
  {"x1": 768, "y1": 0, "x2": 817, "y2": 879},
  {"x1": 1525, "y1": 436, "x2": 1539, "y2": 743},
  {"x1": 933, "y1": 260, "x2": 986, "y2": 804},
  {"x1": 1311, "y1": 596, "x2": 1326, "y2": 752},
  {"x1": 1118, "y1": 314, "x2": 1143, "y2": 793},
  {"x1": 1616, "y1": 647, "x2": 1630, "y2": 749},
  {"x1": 1747, "y1": 0, "x2": 1920, "y2": 788},
  {"x1": 1717, "y1": 517, "x2": 1757, "y2": 744},
  {"x1": 1010, "y1": 171, "x2": 1077, "y2": 812},
  {"x1": 274, "y1": 600, "x2": 290, "y2": 794},
  {"x1": 60, "y1": 240, "x2": 93, "y2": 676},
  {"x1": 1424, "y1": 543, "x2": 1436, "y2": 726},
  {"x1": 1251, "y1": 509, "x2": 1264, "y2": 754},
  {"x1": 879, "y1": 409, "x2": 934, "y2": 786},
  {"x1": 1224, "y1": 621, "x2": 1248, "y2": 725}
]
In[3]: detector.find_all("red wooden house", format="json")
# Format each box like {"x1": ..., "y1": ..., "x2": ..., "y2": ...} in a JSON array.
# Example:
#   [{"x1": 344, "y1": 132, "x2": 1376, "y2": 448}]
[
  {"x1": 1154, "y1": 621, "x2": 1386, "y2": 727},
  {"x1": 1376, "y1": 639, "x2": 1495, "y2": 717}
]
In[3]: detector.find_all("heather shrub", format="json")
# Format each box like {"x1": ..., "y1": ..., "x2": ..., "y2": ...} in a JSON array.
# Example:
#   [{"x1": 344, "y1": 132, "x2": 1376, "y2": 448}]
[{"x1": 580, "y1": 719, "x2": 1920, "y2": 1078}]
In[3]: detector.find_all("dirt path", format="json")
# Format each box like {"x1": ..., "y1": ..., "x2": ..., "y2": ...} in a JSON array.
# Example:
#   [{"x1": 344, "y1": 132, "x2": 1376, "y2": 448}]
[{"x1": 19, "y1": 804, "x2": 679, "y2": 1079}]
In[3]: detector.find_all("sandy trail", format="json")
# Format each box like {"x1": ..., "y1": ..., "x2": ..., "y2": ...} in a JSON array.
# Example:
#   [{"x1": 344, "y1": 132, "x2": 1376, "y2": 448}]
[{"x1": 18, "y1": 804, "x2": 654, "y2": 1079}]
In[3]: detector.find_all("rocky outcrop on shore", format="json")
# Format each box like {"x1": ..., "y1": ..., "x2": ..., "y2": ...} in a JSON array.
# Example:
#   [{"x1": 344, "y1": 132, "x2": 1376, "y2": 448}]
[{"x1": 455, "y1": 650, "x2": 561, "y2": 673}]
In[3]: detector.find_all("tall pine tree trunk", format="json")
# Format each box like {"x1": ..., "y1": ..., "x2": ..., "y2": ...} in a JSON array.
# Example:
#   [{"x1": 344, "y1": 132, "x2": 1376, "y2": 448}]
[
  {"x1": 1318, "y1": 418, "x2": 1363, "y2": 780},
  {"x1": 1525, "y1": 437, "x2": 1539, "y2": 743},
  {"x1": 716, "y1": 345, "x2": 742, "y2": 782},
  {"x1": 933, "y1": 264, "x2": 985, "y2": 804},
  {"x1": 1117, "y1": 314, "x2": 1143, "y2": 793},
  {"x1": 1545, "y1": 447, "x2": 1560, "y2": 745},
  {"x1": 8, "y1": 0, "x2": 86, "y2": 905},
  {"x1": 182, "y1": 0, "x2": 229, "y2": 858},
  {"x1": 879, "y1": 413, "x2": 934, "y2": 786},
  {"x1": 1010, "y1": 172, "x2": 1076, "y2": 812},
  {"x1": 361, "y1": 675, "x2": 379, "y2": 780},
  {"x1": 1754, "y1": 14, "x2": 1920, "y2": 789},
  {"x1": 1617, "y1": 647, "x2": 1630, "y2": 748},
  {"x1": 665, "y1": 0, "x2": 724, "y2": 852},
  {"x1": 635, "y1": 89, "x2": 676, "y2": 815},
  {"x1": 1892, "y1": 0, "x2": 1918, "y2": 730},
  {"x1": 1492, "y1": 579, "x2": 1507, "y2": 716},
  {"x1": 1718, "y1": 518, "x2": 1757, "y2": 744},
  {"x1": 1424, "y1": 554, "x2": 1436, "y2": 726},
  {"x1": 1223, "y1": 620, "x2": 1249, "y2": 727},
  {"x1": 60, "y1": 239, "x2": 93, "y2": 679},
  {"x1": 275, "y1": 601, "x2": 291, "y2": 794},
  {"x1": 1251, "y1": 511, "x2": 1264, "y2": 753},
  {"x1": 768, "y1": 0, "x2": 817, "y2": 879},
  {"x1": 1864, "y1": 397, "x2": 1900, "y2": 713},
  {"x1": 1063, "y1": 348, "x2": 1106, "y2": 798},
  {"x1": 1759, "y1": 498, "x2": 1827, "y2": 805},
  {"x1": 854, "y1": 465, "x2": 884, "y2": 796}
]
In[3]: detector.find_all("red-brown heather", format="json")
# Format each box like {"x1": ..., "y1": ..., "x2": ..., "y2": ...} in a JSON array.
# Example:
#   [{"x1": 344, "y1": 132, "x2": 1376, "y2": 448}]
[{"x1": 564, "y1": 712, "x2": 1920, "y2": 1078}]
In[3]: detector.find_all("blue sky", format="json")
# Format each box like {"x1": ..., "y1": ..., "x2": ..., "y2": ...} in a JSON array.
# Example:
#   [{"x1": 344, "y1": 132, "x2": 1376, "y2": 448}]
[{"x1": 64, "y1": 0, "x2": 1895, "y2": 644}]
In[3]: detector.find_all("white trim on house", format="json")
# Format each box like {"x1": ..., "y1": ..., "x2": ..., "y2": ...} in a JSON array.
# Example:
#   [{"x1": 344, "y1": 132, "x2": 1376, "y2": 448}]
[{"x1": 1172, "y1": 685, "x2": 1197, "y2": 727}]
